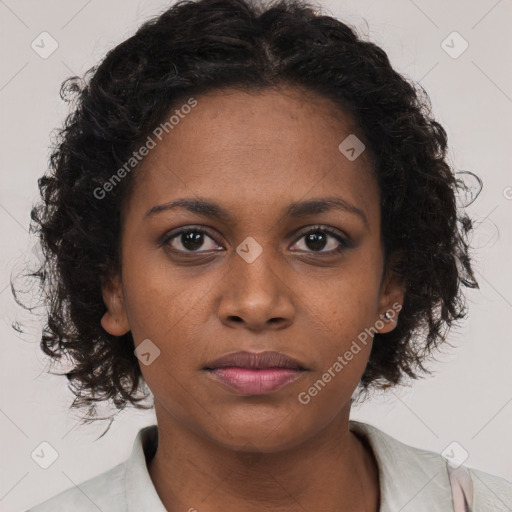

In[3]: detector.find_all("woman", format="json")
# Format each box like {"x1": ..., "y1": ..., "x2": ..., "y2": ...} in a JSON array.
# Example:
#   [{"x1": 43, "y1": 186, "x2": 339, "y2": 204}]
[{"x1": 22, "y1": 0, "x2": 511, "y2": 510}]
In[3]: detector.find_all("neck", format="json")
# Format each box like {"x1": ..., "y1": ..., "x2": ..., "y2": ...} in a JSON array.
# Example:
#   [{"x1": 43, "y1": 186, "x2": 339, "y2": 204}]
[{"x1": 147, "y1": 402, "x2": 380, "y2": 512}]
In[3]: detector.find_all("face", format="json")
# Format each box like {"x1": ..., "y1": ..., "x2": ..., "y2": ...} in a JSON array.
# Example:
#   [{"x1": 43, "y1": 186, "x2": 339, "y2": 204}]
[{"x1": 101, "y1": 86, "x2": 403, "y2": 452}]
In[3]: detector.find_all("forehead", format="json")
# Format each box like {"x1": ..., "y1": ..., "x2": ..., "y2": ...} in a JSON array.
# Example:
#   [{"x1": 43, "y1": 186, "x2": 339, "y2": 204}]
[{"x1": 125, "y1": 85, "x2": 378, "y2": 224}]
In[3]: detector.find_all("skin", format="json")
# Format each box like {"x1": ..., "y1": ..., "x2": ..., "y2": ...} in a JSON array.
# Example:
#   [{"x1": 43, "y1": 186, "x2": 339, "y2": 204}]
[{"x1": 101, "y1": 85, "x2": 404, "y2": 512}]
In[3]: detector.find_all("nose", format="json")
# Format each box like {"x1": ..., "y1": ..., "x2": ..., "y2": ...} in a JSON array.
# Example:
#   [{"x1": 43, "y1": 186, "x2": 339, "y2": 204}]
[{"x1": 217, "y1": 248, "x2": 295, "y2": 332}]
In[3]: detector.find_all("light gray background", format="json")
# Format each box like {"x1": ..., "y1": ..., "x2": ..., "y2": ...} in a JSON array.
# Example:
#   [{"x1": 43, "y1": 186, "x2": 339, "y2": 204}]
[{"x1": 1, "y1": 0, "x2": 511, "y2": 510}]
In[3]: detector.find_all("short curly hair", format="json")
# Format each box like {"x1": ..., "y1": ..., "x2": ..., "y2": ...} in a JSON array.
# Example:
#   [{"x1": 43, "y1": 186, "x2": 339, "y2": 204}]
[{"x1": 16, "y1": 0, "x2": 478, "y2": 422}]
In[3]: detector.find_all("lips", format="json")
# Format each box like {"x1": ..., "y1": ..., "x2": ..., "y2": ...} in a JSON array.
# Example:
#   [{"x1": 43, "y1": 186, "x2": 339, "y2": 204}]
[
  {"x1": 204, "y1": 350, "x2": 307, "y2": 371},
  {"x1": 204, "y1": 351, "x2": 307, "y2": 395}
]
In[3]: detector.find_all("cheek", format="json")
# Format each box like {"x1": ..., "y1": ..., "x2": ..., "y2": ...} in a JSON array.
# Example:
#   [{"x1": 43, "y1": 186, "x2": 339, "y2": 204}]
[
  {"x1": 294, "y1": 288, "x2": 377, "y2": 414},
  {"x1": 297, "y1": 249, "x2": 383, "y2": 371},
  {"x1": 301, "y1": 254, "x2": 383, "y2": 332},
  {"x1": 120, "y1": 234, "x2": 209, "y2": 334}
]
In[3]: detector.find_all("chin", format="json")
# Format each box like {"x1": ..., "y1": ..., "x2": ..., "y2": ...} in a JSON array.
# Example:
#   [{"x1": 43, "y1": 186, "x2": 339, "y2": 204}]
[{"x1": 204, "y1": 413, "x2": 318, "y2": 453}]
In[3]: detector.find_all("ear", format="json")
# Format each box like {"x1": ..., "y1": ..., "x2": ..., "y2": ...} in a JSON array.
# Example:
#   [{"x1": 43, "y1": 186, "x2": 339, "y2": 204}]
[
  {"x1": 376, "y1": 259, "x2": 405, "y2": 335},
  {"x1": 100, "y1": 273, "x2": 130, "y2": 336}
]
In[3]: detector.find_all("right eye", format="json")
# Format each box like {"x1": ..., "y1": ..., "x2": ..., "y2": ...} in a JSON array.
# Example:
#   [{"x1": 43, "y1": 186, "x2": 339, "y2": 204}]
[{"x1": 163, "y1": 227, "x2": 224, "y2": 254}]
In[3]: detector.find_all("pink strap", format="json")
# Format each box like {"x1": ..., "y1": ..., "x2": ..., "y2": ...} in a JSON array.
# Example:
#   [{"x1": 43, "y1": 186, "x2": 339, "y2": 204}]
[{"x1": 446, "y1": 463, "x2": 474, "y2": 511}]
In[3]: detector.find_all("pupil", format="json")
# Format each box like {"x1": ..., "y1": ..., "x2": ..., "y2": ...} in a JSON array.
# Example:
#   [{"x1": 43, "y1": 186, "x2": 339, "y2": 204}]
[
  {"x1": 182, "y1": 231, "x2": 203, "y2": 251},
  {"x1": 306, "y1": 232, "x2": 326, "y2": 251}
]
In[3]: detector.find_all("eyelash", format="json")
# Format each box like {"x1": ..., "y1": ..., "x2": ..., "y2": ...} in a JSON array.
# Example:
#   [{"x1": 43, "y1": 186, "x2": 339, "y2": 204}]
[{"x1": 162, "y1": 225, "x2": 351, "y2": 256}]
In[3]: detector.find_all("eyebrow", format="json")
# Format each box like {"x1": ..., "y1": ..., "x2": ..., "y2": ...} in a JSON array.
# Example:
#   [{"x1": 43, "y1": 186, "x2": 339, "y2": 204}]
[{"x1": 144, "y1": 197, "x2": 369, "y2": 228}]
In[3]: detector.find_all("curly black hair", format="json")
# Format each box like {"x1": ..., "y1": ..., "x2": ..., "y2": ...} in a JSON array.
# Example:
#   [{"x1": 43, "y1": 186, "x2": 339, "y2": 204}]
[{"x1": 14, "y1": 0, "x2": 479, "y2": 423}]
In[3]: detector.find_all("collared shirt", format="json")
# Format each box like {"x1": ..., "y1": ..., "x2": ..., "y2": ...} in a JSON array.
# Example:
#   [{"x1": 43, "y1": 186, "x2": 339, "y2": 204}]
[{"x1": 26, "y1": 421, "x2": 512, "y2": 511}]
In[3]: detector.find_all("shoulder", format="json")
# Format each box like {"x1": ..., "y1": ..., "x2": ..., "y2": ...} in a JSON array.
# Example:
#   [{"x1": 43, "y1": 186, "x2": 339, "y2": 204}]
[
  {"x1": 25, "y1": 462, "x2": 126, "y2": 512},
  {"x1": 26, "y1": 424, "x2": 163, "y2": 512},
  {"x1": 350, "y1": 420, "x2": 512, "y2": 511},
  {"x1": 470, "y1": 466, "x2": 512, "y2": 511}
]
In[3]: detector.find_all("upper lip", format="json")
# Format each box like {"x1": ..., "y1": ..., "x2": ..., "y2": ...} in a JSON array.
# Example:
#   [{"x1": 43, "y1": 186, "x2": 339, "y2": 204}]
[{"x1": 204, "y1": 351, "x2": 307, "y2": 370}]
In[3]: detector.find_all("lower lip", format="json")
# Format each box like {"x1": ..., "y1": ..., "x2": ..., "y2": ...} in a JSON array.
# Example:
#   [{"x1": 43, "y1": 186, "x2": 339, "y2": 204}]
[{"x1": 207, "y1": 368, "x2": 304, "y2": 395}]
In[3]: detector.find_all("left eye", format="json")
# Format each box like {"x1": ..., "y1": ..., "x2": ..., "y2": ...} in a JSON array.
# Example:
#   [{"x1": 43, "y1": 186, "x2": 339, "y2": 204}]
[{"x1": 291, "y1": 227, "x2": 349, "y2": 254}]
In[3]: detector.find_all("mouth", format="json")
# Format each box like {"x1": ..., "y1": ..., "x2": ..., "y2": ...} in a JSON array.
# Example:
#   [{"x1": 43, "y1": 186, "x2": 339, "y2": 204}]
[{"x1": 203, "y1": 351, "x2": 307, "y2": 395}]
